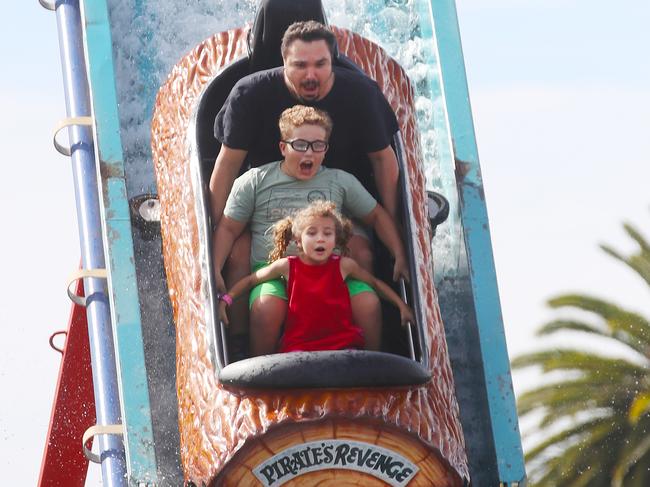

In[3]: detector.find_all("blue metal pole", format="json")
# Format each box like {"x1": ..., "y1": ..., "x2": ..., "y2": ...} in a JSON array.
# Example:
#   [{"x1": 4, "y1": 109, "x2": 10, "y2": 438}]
[{"x1": 53, "y1": 0, "x2": 127, "y2": 485}]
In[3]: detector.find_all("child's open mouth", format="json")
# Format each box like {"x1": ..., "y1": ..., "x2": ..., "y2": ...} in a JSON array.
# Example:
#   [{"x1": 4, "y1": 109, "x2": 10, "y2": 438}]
[
  {"x1": 299, "y1": 160, "x2": 314, "y2": 174},
  {"x1": 314, "y1": 246, "x2": 325, "y2": 253}
]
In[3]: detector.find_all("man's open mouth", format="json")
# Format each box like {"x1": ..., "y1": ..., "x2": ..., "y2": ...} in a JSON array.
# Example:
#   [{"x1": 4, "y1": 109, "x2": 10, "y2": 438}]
[
  {"x1": 300, "y1": 81, "x2": 319, "y2": 99},
  {"x1": 301, "y1": 80, "x2": 319, "y2": 90}
]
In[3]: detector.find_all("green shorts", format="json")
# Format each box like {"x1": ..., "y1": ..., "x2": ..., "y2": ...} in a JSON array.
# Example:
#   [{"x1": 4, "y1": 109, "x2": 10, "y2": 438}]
[{"x1": 248, "y1": 261, "x2": 375, "y2": 308}]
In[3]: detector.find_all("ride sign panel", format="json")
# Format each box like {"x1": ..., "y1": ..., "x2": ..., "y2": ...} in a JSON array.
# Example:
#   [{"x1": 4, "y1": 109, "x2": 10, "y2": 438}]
[{"x1": 253, "y1": 439, "x2": 419, "y2": 486}]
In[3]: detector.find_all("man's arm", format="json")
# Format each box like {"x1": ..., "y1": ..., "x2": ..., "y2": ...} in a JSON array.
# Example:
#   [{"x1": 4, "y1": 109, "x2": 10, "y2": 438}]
[
  {"x1": 212, "y1": 215, "x2": 247, "y2": 291},
  {"x1": 361, "y1": 204, "x2": 409, "y2": 282},
  {"x1": 209, "y1": 145, "x2": 248, "y2": 226},
  {"x1": 367, "y1": 146, "x2": 399, "y2": 220}
]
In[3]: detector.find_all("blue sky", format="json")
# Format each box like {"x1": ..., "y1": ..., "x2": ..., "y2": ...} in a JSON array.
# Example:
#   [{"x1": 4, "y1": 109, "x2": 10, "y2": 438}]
[
  {"x1": 460, "y1": 2, "x2": 650, "y2": 88},
  {"x1": 2, "y1": 0, "x2": 649, "y2": 484},
  {"x1": 1, "y1": 2, "x2": 80, "y2": 483}
]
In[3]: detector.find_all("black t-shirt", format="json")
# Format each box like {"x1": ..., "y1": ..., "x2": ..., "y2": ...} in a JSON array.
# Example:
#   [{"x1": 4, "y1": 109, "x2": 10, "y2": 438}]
[{"x1": 214, "y1": 66, "x2": 399, "y2": 194}]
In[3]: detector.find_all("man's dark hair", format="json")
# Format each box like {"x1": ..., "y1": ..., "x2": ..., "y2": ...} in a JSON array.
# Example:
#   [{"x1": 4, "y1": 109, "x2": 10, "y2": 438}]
[{"x1": 281, "y1": 21, "x2": 336, "y2": 60}]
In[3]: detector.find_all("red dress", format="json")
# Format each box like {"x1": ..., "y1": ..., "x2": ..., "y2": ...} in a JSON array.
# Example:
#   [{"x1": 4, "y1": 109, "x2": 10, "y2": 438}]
[{"x1": 280, "y1": 255, "x2": 365, "y2": 352}]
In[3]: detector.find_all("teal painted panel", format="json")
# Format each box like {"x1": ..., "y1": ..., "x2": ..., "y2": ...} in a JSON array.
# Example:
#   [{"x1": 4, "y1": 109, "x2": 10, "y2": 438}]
[
  {"x1": 82, "y1": 0, "x2": 158, "y2": 481},
  {"x1": 83, "y1": 0, "x2": 123, "y2": 163},
  {"x1": 429, "y1": 0, "x2": 526, "y2": 482}
]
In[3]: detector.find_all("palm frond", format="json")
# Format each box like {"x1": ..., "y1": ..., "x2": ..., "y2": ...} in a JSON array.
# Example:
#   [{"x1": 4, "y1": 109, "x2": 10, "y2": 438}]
[
  {"x1": 611, "y1": 429, "x2": 650, "y2": 487},
  {"x1": 536, "y1": 405, "x2": 612, "y2": 430},
  {"x1": 622, "y1": 223, "x2": 650, "y2": 254},
  {"x1": 565, "y1": 464, "x2": 601, "y2": 487},
  {"x1": 546, "y1": 295, "x2": 650, "y2": 352},
  {"x1": 517, "y1": 378, "x2": 621, "y2": 418},
  {"x1": 512, "y1": 349, "x2": 646, "y2": 378},
  {"x1": 531, "y1": 421, "x2": 625, "y2": 487},
  {"x1": 625, "y1": 451, "x2": 650, "y2": 487},
  {"x1": 628, "y1": 391, "x2": 650, "y2": 424},
  {"x1": 527, "y1": 397, "x2": 632, "y2": 421},
  {"x1": 524, "y1": 416, "x2": 613, "y2": 463},
  {"x1": 599, "y1": 222, "x2": 650, "y2": 288},
  {"x1": 530, "y1": 421, "x2": 620, "y2": 486},
  {"x1": 537, "y1": 319, "x2": 604, "y2": 336},
  {"x1": 538, "y1": 318, "x2": 650, "y2": 361}
]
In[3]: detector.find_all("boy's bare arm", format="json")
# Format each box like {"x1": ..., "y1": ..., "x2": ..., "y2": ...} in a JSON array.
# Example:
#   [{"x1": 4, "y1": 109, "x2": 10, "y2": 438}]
[
  {"x1": 213, "y1": 215, "x2": 247, "y2": 291},
  {"x1": 209, "y1": 145, "x2": 248, "y2": 225},
  {"x1": 361, "y1": 204, "x2": 409, "y2": 281}
]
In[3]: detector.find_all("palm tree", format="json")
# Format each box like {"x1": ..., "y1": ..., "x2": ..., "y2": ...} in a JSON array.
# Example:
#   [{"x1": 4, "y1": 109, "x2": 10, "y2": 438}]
[{"x1": 513, "y1": 222, "x2": 650, "y2": 486}]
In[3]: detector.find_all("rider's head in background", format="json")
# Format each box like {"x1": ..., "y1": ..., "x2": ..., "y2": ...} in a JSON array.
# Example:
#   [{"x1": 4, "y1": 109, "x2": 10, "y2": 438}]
[{"x1": 281, "y1": 21, "x2": 336, "y2": 102}]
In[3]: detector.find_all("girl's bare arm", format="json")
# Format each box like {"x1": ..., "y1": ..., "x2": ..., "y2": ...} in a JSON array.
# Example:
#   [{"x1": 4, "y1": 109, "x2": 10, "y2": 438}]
[{"x1": 219, "y1": 259, "x2": 289, "y2": 324}]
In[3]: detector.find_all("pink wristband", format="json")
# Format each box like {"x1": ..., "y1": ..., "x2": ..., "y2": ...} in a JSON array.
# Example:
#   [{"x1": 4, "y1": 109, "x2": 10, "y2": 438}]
[{"x1": 219, "y1": 293, "x2": 233, "y2": 306}]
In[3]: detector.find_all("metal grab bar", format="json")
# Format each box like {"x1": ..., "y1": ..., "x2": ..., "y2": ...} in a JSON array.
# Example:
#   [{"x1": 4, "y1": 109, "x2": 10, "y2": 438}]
[
  {"x1": 219, "y1": 320, "x2": 229, "y2": 367},
  {"x1": 399, "y1": 279, "x2": 416, "y2": 361}
]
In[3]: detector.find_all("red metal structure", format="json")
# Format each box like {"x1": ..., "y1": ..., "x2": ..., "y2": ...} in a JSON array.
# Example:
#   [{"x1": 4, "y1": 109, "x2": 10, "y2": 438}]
[{"x1": 38, "y1": 280, "x2": 96, "y2": 487}]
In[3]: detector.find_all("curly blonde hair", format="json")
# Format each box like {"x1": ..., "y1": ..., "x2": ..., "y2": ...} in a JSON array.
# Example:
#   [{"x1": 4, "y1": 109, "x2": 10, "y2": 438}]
[
  {"x1": 278, "y1": 105, "x2": 333, "y2": 140},
  {"x1": 268, "y1": 201, "x2": 352, "y2": 262}
]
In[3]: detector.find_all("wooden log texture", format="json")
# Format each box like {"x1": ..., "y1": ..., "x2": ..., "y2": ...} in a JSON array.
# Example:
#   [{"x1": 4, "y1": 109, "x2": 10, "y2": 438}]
[{"x1": 151, "y1": 26, "x2": 469, "y2": 485}]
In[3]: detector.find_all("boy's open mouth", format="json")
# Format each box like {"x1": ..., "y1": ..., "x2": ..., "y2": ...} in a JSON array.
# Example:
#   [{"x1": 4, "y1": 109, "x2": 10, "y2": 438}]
[
  {"x1": 314, "y1": 246, "x2": 325, "y2": 252},
  {"x1": 299, "y1": 160, "x2": 314, "y2": 173}
]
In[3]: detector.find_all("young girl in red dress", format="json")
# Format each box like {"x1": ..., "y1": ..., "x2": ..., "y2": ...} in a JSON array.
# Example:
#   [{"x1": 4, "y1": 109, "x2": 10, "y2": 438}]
[{"x1": 218, "y1": 201, "x2": 414, "y2": 353}]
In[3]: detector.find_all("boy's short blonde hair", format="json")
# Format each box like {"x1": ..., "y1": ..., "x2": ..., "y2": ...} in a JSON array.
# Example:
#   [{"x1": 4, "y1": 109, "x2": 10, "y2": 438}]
[{"x1": 279, "y1": 105, "x2": 333, "y2": 140}]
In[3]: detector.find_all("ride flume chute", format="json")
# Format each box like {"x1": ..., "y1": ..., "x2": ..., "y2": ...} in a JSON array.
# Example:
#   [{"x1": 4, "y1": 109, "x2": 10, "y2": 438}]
[{"x1": 39, "y1": 0, "x2": 526, "y2": 486}]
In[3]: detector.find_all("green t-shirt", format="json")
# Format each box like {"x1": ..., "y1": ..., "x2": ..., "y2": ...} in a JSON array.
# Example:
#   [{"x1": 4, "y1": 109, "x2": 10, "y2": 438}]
[{"x1": 224, "y1": 162, "x2": 377, "y2": 264}]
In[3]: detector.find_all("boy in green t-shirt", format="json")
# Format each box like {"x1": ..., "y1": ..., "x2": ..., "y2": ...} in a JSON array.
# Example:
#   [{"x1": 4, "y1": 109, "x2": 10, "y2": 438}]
[{"x1": 213, "y1": 105, "x2": 408, "y2": 356}]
